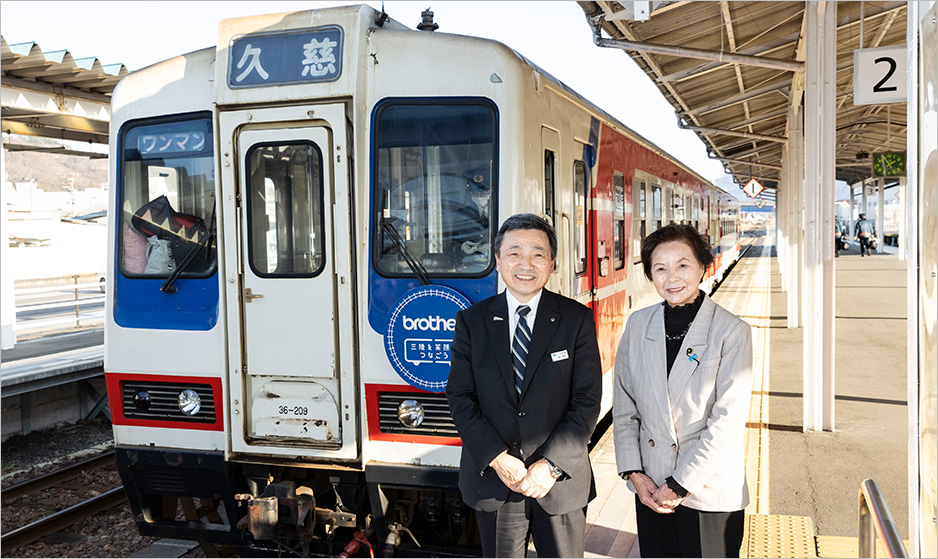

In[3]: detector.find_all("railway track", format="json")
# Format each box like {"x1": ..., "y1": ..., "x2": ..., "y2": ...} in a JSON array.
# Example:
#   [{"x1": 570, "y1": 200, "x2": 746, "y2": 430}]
[{"x1": 0, "y1": 450, "x2": 126, "y2": 555}]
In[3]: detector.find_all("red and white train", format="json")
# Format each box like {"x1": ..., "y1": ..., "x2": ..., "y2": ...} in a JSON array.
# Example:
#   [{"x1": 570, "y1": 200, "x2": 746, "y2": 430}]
[{"x1": 104, "y1": 4, "x2": 740, "y2": 555}]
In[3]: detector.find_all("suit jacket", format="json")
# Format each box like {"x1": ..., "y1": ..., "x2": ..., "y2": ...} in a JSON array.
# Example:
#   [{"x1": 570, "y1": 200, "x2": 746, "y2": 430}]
[
  {"x1": 446, "y1": 289, "x2": 602, "y2": 515},
  {"x1": 612, "y1": 293, "x2": 753, "y2": 512}
]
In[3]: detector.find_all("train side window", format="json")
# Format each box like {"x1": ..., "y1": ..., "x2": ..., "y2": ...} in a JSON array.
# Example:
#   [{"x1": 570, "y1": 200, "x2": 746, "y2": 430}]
[
  {"x1": 373, "y1": 100, "x2": 497, "y2": 278},
  {"x1": 613, "y1": 171, "x2": 625, "y2": 270},
  {"x1": 651, "y1": 184, "x2": 662, "y2": 233},
  {"x1": 118, "y1": 114, "x2": 216, "y2": 278},
  {"x1": 545, "y1": 150, "x2": 556, "y2": 221},
  {"x1": 573, "y1": 160, "x2": 588, "y2": 275},
  {"x1": 661, "y1": 186, "x2": 674, "y2": 225},
  {"x1": 718, "y1": 202, "x2": 724, "y2": 238},
  {"x1": 633, "y1": 179, "x2": 646, "y2": 265},
  {"x1": 691, "y1": 195, "x2": 700, "y2": 230},
  {"x1": 638, "y1": 181, "x2": 647, "y2": 220},
  {"x1": 673, "y1": 191, "x2": 684, "y2": 223},
  {"x1": 246, "y1": 142, "x2": 324, "y2": 277}
]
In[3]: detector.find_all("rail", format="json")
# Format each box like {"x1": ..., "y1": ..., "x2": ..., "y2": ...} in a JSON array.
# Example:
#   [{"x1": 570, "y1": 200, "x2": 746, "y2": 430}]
[
  {"x1": 858, "y1": 478, "x2": 909, "y2": 558},
  {"x1": 0, "y1": 487, "x2": 126, "y2": 554},
  {"x1": 1, "y1": 450, "x2": 116, "y2": 502},
  {"x1": 14, "y1": 276, "x2": 104, "y2": 335}
]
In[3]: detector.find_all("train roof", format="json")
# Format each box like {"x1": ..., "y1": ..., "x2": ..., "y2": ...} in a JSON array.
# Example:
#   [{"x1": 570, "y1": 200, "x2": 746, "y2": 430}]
[
  {"x1": 119, "y1": 3, "x2": 726, "y2": 195},
  {"x1": 506, "y1": 48, "x2": 716, "y2": 190}
]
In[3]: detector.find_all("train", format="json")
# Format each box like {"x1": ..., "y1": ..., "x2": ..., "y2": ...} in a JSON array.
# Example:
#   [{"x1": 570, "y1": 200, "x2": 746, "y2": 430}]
[{"x1": 103, "y1": 4, "x2": 740, "y2": 556}]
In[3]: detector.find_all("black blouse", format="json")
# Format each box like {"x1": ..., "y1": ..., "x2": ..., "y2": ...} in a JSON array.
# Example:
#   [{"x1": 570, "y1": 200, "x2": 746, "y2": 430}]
[{"x1": 663, "y1": 290, "x2": 705, "y2": 375}]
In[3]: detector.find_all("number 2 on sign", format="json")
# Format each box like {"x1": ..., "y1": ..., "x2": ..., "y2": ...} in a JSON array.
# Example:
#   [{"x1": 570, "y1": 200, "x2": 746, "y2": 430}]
[{"x1": 873, "y1": 57, "x2": 898, "y2": 93}]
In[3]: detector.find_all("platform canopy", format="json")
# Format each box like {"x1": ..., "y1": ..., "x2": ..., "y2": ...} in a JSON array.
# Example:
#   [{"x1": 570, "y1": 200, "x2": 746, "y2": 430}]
[
  {"x1": 0, "y1": 35, "x2": 128, "y2": 158},
  {"x1": 578, "y1": 1, "x2": 908, "y2": 195}
]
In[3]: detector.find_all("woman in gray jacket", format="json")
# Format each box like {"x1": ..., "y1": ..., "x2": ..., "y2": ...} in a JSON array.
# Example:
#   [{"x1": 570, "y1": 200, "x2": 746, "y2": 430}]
[{"x1": 613, "y1": 223, "x2": 753, "y2": 557}]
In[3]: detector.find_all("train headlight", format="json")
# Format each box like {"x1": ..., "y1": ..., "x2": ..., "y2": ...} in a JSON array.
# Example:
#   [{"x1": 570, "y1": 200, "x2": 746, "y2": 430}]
[
  {"x1": 133, "y1": 391, "x2": 151, "y2": 410},
  {"x1": 397, "y1": 399, "x2": 425, "y2": 427},
  {"x1": 178, "y1": 389, "x2": 202, "y2": 416}
]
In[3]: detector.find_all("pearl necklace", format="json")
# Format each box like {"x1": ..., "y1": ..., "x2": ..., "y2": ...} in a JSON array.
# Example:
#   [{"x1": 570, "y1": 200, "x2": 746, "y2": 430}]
[{"x1": 665, "y1": 321, "x2": 693, "y2": 341}]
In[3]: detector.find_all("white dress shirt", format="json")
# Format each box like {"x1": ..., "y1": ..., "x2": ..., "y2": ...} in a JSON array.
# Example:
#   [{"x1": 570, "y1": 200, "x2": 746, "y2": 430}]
[{"x1": 506, "y1": 289, "x2": 543, "y2": 347}]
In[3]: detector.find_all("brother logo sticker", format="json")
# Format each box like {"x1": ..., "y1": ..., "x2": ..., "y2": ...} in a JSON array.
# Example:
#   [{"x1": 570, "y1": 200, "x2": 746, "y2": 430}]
[{"x1": 385, "y1": 285, "x2": 470, "y2": 392}]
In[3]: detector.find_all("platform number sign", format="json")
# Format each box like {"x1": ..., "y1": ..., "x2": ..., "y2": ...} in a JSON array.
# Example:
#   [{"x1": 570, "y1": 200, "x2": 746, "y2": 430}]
[{"x1": 853, "y1": 46, "x2": 906, "y2": 105}]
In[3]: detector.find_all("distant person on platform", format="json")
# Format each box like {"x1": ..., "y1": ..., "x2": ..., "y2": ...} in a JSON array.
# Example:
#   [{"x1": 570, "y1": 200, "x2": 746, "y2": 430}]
[
  {"x1": 612, "y1": 223, "x2": 754, "y2": 558},
  {"x1": 835, "y1": 217, "x2": 847, "y2": 257},
  {"x1": 854, "y1": 213, "x2": 876, "y2": 257},
  {"x1": 446, "y1": 213, "x2": 602, "y2": 557}
]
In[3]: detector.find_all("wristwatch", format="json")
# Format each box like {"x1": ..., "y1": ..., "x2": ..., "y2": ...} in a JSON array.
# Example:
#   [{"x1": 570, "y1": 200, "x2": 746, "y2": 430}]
[{"x1": 544, "y1": 458, "x2": 563, "y2": 479}]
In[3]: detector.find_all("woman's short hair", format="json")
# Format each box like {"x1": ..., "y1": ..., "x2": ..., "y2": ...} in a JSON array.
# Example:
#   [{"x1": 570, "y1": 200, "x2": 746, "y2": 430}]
[
  {"x1": 640, "y1": 223, "x2": 715, "y2": 280},
  {"x1": 494, "y1": 213, "x2": 557, "y2": 260}
]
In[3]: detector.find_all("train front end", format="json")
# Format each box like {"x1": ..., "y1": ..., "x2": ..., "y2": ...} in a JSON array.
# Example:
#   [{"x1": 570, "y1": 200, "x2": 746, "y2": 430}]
[{"x1": 103, "y1": 4, "x2": 519, "y2": 555}]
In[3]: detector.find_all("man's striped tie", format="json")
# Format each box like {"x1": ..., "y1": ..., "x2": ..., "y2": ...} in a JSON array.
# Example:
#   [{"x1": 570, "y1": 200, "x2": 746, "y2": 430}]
[{"x1": 512, "y1": 305, "x2": 532, "y2": 398}]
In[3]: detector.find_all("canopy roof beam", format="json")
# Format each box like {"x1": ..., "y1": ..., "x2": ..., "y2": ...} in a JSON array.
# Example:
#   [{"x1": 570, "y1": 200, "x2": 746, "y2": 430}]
[
  {"x1": 592, "y1": 33, "x2": 805, "y2": 73},
  {"x1": 680, "y1": 123, "x2": 787, "y2": 144}
]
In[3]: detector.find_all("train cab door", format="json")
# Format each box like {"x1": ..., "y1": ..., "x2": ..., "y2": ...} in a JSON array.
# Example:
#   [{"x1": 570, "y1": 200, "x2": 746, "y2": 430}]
[
  {"x1": 220, "y1": 104, "x2": 358, "y2": 460},
  {"x1": 542, "y1": 126, "x2": 572, "y2": 297}
]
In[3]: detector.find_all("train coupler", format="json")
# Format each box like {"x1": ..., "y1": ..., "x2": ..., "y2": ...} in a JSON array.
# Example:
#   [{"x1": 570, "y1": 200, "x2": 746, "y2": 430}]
[
  {"x1": 235, "y1": 480, "x2": 359, "y2": 543},
  {"x1": 234, "y1": 481, "x2": 315, "y2": 541},
  {"x1": 383, "y1": 522, "x2": 421, "y2": 557}
]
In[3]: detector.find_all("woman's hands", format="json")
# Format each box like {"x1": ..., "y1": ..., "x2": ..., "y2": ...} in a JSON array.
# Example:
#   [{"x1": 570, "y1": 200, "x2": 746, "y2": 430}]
[
  {"x1": 652, "y1": 482, "x2": 686, "y2": 510},
  {"x1": 628, "y1": 473, "x2": 686, "y2": 513},
  {"x1": 629, "y1": 473, "x2": 673, "y2": 513}
]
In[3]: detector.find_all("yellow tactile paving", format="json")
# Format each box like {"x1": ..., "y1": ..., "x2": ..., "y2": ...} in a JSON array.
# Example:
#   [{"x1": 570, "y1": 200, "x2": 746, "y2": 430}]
[
  {"x1": 743, "y1": 514, "x2": 818, "y2": 558},
  {"x1": 815, "y1": 534, "x2": 910, "y2": 558}
]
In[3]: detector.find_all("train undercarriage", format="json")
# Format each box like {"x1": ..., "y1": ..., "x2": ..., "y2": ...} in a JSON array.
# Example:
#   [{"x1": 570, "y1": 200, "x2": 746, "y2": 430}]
[{"x1": 116, "y1": 447, "x2": 481, "y2": 557}]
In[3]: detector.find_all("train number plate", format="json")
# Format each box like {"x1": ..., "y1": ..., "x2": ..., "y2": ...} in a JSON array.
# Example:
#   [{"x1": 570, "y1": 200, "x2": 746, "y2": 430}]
[{"x1": 250, "y1": 380, "x2": 340, "y2": 443}]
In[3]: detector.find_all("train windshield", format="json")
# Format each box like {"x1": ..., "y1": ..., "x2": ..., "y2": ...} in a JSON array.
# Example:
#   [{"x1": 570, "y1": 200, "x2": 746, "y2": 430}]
[
  {"x1": 373, "y1": 100, "x2": 497, "y2": 278},
  {"x1": 118, "y1": 115, "x2": 216, "y2": 279}
]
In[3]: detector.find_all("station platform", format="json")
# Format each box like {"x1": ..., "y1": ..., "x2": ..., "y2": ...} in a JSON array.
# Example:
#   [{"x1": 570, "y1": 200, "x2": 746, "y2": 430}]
[{"x1": 583, "y1": 234, "x2": 909, "y2": 558}]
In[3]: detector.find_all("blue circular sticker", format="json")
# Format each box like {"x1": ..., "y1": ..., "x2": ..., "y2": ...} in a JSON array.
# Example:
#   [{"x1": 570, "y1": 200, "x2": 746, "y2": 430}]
[{"x1": 385, "y1": 285, "x2": 471, "y2": 392}]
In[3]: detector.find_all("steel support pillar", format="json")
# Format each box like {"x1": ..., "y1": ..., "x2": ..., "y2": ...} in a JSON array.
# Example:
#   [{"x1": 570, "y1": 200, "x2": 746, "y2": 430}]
[
  {"x1": 877, "y1": 177, "x2": 886, "y2": 252},
  {"x1": 862, "y1": 179, "x2": 869, "y2": 215},
  {"x1": 904, "y1": 3, "x2": 932, "y2": 555},
  {"x1": 849, "y1": 183, "x2": 856, "y2": 238},
  {"x1": 777, "y1": 150, "x2": 789, "y2": 294},
  {"x1": 786, "y1": 102, "x2": 803, "y2": 328},
  {"x1": 803, "y1": 1, "x2": 837, "y2": 432},
  {"x1": 898, "y1": 178, "x2": 906, "y2": 260}
]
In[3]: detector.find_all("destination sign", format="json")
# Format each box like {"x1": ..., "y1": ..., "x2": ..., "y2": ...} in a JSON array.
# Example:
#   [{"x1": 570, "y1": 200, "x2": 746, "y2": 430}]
[
  {"x1": 126, "y1": 116, "x2": 213, "y2": 160},
  {"x1": 228, "y1": 26, "x2": 344, "y2": 88},
  {"x1": 137, "y1": 131, "x2": 206, "y2": 156}
]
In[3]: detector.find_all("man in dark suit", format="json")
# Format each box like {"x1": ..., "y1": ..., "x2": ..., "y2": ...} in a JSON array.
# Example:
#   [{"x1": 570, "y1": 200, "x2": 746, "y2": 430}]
[{"x1": 446, "y1": 213, "x2": 602, "y2": 557}]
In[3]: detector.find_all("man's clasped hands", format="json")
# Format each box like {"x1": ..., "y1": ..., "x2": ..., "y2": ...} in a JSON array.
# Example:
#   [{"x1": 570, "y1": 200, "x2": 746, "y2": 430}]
[{"x1": 489, "y1": 451, "x2": 558, "y2": 500}]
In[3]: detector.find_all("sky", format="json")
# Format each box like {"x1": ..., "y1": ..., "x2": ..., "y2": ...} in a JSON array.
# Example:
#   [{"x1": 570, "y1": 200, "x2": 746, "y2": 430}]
[{"x1": 1, "y1": 0, "x2": 745, "y2": 196}]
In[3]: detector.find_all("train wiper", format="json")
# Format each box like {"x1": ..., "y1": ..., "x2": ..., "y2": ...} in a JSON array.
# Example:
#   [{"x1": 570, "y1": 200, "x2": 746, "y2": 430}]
[
  {"x1": 161, "y1": 204, "x2": 217, "y2": 294},
  {"x1": 381, "y1": 218, "x2": 430, "y2": 286}
]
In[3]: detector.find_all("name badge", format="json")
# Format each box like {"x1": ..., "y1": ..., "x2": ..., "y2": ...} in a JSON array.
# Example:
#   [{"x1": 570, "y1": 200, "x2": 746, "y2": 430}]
[{"x1": 551, "y1": 350, "x2": 569, "y2": 362}]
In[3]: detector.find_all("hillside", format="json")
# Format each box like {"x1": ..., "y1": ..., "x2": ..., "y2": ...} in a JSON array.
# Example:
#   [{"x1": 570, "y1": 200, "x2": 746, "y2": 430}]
[{"x1": 4, "y1": 149, "x2": 108, "y2": 192}]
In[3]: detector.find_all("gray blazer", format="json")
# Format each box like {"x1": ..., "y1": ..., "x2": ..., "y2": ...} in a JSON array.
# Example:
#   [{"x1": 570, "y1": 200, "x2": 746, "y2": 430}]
[{"x1": 612, "y1": 293, "x2": 753, "y2": 512}]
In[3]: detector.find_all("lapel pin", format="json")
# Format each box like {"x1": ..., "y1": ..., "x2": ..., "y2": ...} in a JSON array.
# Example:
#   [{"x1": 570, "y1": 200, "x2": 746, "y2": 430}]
[
  {"x1": 551, "y1": 317, "x2": 556, "y2": 322},
  {"x1": 686, "y1": 347, "x2": 699, "y2": 364},
  {"x1": 493, "y1": 316, "x2": 504, "y2": 321}
]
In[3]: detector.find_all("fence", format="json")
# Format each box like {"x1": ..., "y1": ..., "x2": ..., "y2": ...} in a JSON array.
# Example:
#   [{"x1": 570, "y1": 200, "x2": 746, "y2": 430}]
[{"x1": 14, "y1": 276, "x2": 105, "y2": 336}]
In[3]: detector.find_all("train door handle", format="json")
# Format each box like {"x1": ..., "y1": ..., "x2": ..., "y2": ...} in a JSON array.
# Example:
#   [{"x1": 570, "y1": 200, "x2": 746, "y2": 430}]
[{"x1": 244, "y1": 288, "x2": 264, "y2": 303}]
